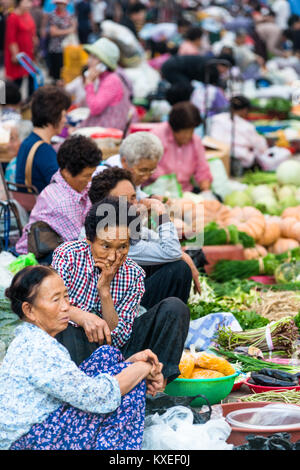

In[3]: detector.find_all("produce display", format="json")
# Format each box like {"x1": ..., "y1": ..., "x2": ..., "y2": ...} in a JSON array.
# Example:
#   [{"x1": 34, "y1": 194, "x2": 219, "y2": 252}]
[
  {"x1": 240, "y1": 391, "x2": 300, "y2": 404},
  {"x1": 178, "y1": 350, "x2": 236, "y2": 379}
]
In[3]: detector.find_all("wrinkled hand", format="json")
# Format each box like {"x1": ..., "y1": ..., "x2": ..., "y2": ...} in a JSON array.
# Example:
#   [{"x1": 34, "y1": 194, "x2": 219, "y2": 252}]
[
  {"x1": 126, "y1": 349, "x2": 160, "y2": 374},
  {"x1": 96, "y1": 252, "x2": 127, "y2": 293},
  {"x1": 139, "y1": 198, "x2": 167, "y2": 216},
  {"x1": 146, "y1": 368, "x2": 165, "y2": 396},
  {"x1": 81, "y1": 312, "x2": 111, "y2": 344}
]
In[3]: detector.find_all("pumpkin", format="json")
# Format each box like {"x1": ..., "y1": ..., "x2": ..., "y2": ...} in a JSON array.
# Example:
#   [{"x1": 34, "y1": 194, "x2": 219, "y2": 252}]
[
  {"x1": 269, "y1": 237, "x2": 300, "y2": 254},
  {"x1": 258, "y1": 218, "x2": 281, "y2": 246},
  {"x1": 275, "y1": 261, "x2": 300, "y2": 284},
  {"x1": 244, "y1": 244, "x2": 268, "y2": 260},
  {"x1": 282, "y1": 206, "x2": 300, "y2": 220},
  {"x1": 224, "y1": 206, "x2": 265, "y2": 241},
  {"x1": 202, "y1": 200, "x2": 231, "y2": 226},
  {"x1": 280, "y1": 217, "x2": 300, "y2": 242}
]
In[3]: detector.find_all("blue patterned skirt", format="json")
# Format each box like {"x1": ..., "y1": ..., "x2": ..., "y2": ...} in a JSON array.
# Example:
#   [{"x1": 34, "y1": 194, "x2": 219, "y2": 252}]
[{"x1": 10, "y1": 346, "x2": 146, "y2": 450}]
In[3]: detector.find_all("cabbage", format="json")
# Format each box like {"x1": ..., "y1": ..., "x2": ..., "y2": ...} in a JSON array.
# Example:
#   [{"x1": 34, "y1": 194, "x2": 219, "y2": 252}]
[
  {"x1": 277, "y1": 185, "x2": 297, "y2": 200},
  {"x1": 255, "y1": 196, "x2": 281, "y2": 215},
  {"x1": 250, "y1": 185, "x2": 275, "y2": 204},
  {"x1": 276, "y1": 160, "x2": 300, "y2": 186},
  {"x1": 224, "y1": 191, "x2": 253, "y2": 207}
]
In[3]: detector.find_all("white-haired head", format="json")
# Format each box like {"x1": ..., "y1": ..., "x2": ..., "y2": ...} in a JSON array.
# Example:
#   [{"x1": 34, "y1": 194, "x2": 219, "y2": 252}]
[{"x1": 119, "y1": 131, "x2": 163, "y2": 167}]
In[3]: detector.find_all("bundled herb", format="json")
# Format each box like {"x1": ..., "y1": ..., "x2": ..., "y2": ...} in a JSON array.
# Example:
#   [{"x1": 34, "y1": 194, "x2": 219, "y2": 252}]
[
  {"x1": 216, "y1": 317, "x2": 299, "y2": 357},
  {"x1": 211, "y1": 347, "x2": 300, "y2": 373},
  {"x1": 211, "y1": 248, "x2": 300, "y2": 282},
  {"x1": 203, "y1": 222, "x2": 255, "y2": 248}
]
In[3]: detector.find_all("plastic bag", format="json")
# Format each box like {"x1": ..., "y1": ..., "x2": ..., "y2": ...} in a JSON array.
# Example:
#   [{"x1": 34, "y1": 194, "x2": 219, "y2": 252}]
[
  {"x1": 142, "y1": 174, "x2": 183, "y2": 199},
  {"x1": 256, "y1": 146, "x2": 291, "y2": 171},
  {"x1": 145, "y1": 392, "x2": 212, "y2": 424},
  {"x1": 246, "y1": 404, "x2": 300, "y2": 427},
  {"x1": 142, "y1": 405, "x2": 233, "y2": 450}
]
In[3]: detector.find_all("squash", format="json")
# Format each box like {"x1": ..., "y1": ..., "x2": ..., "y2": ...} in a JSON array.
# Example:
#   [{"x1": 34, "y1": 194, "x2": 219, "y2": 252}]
[
  {"x1": 282, "y1": 206, "x2": 300, "y2": 220},
  {"x1": 224, "y1": 206, "x2": 265, "y2": 241},
  {"x1": 280, "y1": 217, "x2": 300, "y2": 242},
  {"x1": 269, "y1": 237, "x2": 300, "y2": 254},
  {"x1": 244, "y1": 244, "x2": 268, "y2": 260},
  {"x1": 202, "y1": 200, "x2": 231, "y2": 226},
  {"x1": 258, "y1": 218, "x2": 281, "y2": 246}
]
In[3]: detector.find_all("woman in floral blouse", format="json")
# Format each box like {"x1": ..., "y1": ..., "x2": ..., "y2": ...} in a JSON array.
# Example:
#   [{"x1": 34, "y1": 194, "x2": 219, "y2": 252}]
[{"x1": 0, "y1": 265, "x2": 164, "y2": 450}]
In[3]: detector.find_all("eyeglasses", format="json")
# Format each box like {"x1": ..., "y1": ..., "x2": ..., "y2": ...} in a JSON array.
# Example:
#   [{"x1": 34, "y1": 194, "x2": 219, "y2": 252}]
[{"x1": 134, "y1": 168, "x2": 156, "y2": 175}]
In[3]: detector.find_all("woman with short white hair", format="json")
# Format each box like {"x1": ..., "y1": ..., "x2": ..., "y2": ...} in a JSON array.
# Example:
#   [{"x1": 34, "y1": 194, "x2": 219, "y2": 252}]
[{"x1": 97, "y1": 131, "x2": 164, "y2": 200}]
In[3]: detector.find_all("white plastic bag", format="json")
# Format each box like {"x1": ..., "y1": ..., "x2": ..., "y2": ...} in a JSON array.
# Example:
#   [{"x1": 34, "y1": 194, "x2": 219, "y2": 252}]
[
  {"x1": 142, "y1": 405, "x2": 233, "y2": 450},
  {"x1": 0, "y1": 251, "x2": 15, "y2": 289},
  {"x1": 256, "y1": 146, "x2": 291, "y2": 171}
]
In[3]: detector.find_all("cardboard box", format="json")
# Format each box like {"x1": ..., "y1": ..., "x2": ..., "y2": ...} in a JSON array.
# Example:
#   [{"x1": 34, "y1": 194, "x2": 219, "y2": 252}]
[{"x1": 202, "y1": 135, "x2": 231, "y2": 175}]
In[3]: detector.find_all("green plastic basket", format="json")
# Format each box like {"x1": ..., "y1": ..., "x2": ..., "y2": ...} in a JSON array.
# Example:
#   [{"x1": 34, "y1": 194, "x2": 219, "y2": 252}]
[{"x1": 164, "y1": 372, "x2": 239, "y2": 407}]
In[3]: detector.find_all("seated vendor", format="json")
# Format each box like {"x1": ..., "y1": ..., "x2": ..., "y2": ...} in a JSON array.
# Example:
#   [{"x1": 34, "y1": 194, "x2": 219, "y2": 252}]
[
  {"x1": 148, "y1": 101, "x2": 213, "y2": 193},
  {"x1": 0, "y1": 265, "x2": 164, "y2": 450},
  {"x1": 86, "y1": 166, "x2": 199, "y2": 309},
  {"x1": 15, "y1": 134, "x2": 102, "y2": 264},
  {"x1": 209, "y1": 95, "x2": 268, "y2": 170},
  {"x1": 52, "y1": 197, "x2": 190, "y2": 383}
]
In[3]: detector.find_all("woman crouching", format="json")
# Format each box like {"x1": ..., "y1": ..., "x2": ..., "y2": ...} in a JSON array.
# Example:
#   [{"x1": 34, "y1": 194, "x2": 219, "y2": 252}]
[{"x1": 0, "y1": 266, "x2": 163, "y2": 450}]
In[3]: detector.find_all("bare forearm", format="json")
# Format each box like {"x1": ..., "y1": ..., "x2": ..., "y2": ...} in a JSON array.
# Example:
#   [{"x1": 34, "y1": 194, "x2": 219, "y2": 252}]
[
  {"x1": 98, "y1": 289, "x2": 119, "y2": 330},
  {"x1": 116, "y1": 362, "x2": 151, "y2": 395}
]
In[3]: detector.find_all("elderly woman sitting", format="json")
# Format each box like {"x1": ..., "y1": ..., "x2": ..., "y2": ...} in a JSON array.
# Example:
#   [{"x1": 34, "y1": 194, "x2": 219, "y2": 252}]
[
  {"x1": 0, "y1": 265, "x2": 163, "y2": 450},
  {"x1": 53, "y1": 197, "x2": 190, "y2": 382}
]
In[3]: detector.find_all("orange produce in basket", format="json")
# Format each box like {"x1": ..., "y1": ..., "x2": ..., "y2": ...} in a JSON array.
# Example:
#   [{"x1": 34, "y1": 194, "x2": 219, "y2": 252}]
[
  {"x1": 191, "y1": 368, "x2": 225, "y2": 379},
  {"x1": 179, "y1": 352, "x2": 195, "y2": 378},
  {"x1": 195, "y1": 352, "x2": 236, "y2": 376}
]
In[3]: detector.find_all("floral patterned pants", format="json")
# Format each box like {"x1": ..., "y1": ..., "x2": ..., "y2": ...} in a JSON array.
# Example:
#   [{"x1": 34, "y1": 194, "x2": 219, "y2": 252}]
[{"x1": 10, "y1": 346, "x2": 146, "y2": 450}]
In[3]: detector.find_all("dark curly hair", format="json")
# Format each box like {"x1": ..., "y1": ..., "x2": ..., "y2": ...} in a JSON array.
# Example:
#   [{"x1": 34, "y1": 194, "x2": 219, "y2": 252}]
[
  {"x1": 89, "y1": 167, "x2": 135, "y2": 204},
  {"x1": 5, "y1": 266, "x2": 57, "y2": 319},
  {"x1": 169, "y1": 101, "x2": 202, "y2": 132},
  {"x1": 31, "y1": 85, "x2": 71, "y2": 128},
  {"x1": 57, "y1": 135, "x2": 102, "y2": 176},
  {"x1": 85, "y1": 197, "x2": 141, "y2": 244}
]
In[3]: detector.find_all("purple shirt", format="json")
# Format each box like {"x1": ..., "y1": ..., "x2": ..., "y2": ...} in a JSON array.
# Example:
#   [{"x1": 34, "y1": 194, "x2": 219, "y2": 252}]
[{"x1": 16, "y1": 170, "x2": 91, "y2": 254}]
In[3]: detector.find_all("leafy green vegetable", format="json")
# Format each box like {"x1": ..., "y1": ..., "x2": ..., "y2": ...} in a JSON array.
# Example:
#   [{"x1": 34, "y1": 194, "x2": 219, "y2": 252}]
[
  {"x1": 242, "y1": 171, "x2": 277, "y2": 185},
  {"x1": 211, "y1": 347, "x2": 300, "y2": 373}
]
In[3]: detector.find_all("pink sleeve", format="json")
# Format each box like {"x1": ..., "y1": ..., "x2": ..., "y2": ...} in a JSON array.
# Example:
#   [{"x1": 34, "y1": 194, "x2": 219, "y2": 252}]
[
  {"x1": 193, "y1": 137, "x2": 213, "y2": 183},
  {"x1": 85, "y1": 74, "x2": 123, "y2": 116}
]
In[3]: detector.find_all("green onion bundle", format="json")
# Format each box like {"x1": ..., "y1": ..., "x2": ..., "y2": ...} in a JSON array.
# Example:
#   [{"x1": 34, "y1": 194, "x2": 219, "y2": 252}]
[
  {"x1": 215, "y1": 317, "x2": 299, "y2": 357},
  {"x1": 210, "y1": 248, "x2": 300, "y2": 282},
  {"x1": 203, "y1": 222, "x2": 255, "y2": 248},
  {"x1": 211, "y1": 347, "x2": 300, "y2": 373}
]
